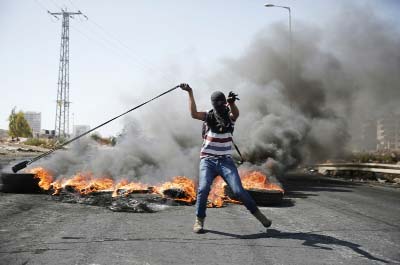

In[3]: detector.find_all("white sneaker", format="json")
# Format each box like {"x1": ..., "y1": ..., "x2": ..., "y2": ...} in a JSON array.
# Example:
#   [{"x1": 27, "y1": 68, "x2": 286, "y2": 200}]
[{"x1": 193, "y1": 217, "x2": 205, "y2": 233}]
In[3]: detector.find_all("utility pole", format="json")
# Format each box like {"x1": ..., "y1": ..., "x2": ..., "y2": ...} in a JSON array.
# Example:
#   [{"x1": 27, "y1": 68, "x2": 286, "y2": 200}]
[{"x1": 48, "y1": 9, "x2": 85, "y2": 139}]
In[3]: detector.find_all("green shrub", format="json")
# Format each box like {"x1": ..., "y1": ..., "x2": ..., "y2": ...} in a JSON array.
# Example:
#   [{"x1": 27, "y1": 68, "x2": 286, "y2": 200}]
[{"x1": 24, "y1": 138, "x2": 57, "y2": 149}]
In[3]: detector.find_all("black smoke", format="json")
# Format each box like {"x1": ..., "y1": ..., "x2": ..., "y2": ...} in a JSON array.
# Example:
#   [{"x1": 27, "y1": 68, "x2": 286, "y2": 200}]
[{"x1": 22, "y1": 5, "x2": 400, "y2": 179}]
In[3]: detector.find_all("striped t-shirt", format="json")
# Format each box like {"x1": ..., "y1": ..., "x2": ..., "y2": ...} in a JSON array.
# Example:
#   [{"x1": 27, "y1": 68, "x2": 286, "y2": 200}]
[{"x1": 200, "y1": 131, "x2": 234, "y2": 158}]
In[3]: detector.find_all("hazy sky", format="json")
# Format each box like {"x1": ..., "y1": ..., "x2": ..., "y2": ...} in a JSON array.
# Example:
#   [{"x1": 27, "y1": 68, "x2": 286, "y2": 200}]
[{"x1": 1, "y1": 0, "x2": 399, "y2": 136}]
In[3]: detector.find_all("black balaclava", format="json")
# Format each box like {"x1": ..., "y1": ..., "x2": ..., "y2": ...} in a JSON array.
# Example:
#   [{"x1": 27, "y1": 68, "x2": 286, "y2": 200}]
[
  {"x1": 210, "y1": 91, "x2": 231, "y2": 133},
  {"x1": 211, "y1": 91, "x2": 227, "y2": 114}
]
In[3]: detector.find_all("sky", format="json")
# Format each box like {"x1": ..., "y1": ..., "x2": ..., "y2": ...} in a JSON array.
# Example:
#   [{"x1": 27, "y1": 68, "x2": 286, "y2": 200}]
[{"x1": 0, "y1": 0, "x2": 399, "y2": 137}]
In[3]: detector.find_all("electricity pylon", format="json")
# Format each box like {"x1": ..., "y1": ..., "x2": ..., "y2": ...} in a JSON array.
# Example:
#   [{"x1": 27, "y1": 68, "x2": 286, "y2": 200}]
[{"x1": 48, "y1": 9, "x2": 85, "y2": 139}]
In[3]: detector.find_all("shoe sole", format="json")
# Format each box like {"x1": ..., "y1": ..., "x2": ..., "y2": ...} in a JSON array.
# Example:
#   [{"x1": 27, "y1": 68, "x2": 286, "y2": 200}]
[
  {"x1": 193, "y1": 228, "x2": 205, "y2": 234},
  {"x1": 264, "y1": 220, "x2": 272, "y2": 228}
]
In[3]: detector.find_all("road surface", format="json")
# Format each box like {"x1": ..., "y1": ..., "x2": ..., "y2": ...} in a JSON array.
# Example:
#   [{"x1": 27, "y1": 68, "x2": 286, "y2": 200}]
[{"x1": 0, "y1": 174, "x2": 399, "y2": 265}]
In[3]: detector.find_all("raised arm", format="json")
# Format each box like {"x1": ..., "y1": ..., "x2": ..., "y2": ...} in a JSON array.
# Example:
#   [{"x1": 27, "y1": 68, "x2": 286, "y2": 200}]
[
  {"x1": 227, "y1": 91, "x2": 239, "y2": 121},
  {"x1": 228, "y1": 101, "x2": 239, "y2": 121},
  {"x1": 180, "y1": 83, "x2": 206, "y2": 121}
]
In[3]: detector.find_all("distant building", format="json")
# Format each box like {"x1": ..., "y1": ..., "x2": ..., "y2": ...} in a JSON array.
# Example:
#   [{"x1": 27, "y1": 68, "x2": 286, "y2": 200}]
[
  {"x1": 24, "y1": 111, "x2": 41, "y2": 137},
  {"x1": 40, "y1": 129, "x2": 56, "y2": 139},
  {"x1": 73, "y1": 125, "x2": 90, "y2": 136},
  {"x1": 377, "y1": 114, "x2": 400, "y2": 150},
  {"x1": 360, "y1": 119, "x2": 378, "y2": 151}
]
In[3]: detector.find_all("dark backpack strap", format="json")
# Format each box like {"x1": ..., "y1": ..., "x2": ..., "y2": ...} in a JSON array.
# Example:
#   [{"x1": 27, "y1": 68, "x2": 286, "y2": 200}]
[
  {"x1": 202, "y1": 121, "x2": 209, "y2": 139},
  {"x1": 202, "y1": 110, "x2": 213, "y2": 139},
  {"x1": 232, "y1": 140, "x2": 244, "y2": 164}
]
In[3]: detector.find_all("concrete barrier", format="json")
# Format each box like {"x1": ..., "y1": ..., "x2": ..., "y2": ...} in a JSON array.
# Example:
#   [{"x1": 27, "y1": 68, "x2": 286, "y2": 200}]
[
  {"x1": 313, "y1": 163, "x2": 400, "y2": 175},
  {"x1": 310, "y1": 163, "x2": 400, "y2": 184}
]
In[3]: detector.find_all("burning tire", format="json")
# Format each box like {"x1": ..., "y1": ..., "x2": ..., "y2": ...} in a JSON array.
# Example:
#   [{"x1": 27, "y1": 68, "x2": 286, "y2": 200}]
[
  {"x1": 162, "y1": 188, "x2": 196, "y2": 205},
  {"x1": 246, "y1": 188, "x2": 284, "y2": 206},
  {"x1": 225, "y1": 186, "x2": 284, "y2": 206},
  {"x1": 0, "y1": 173, "x2": 41, "y2": 193}
]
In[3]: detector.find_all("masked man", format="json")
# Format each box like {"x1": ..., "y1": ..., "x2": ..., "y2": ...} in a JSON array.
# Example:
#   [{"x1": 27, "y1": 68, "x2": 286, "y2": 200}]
[{"x1": 180, "y1": 83, "x2": 272, "y2": 233}]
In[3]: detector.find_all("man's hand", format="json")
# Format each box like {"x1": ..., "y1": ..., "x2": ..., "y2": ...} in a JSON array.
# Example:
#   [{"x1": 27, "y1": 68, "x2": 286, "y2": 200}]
[
  {"x1": 227, "y1": 91, "x2": 240, "y2": 104},
  {"x1": 179, "y1": 83, "x2": 192, "y2": 92},
  {"x1": 180, "y1": 83, "x2": 205, "y2": 120},
  {"x1": 227, "y1": 91, "x2": 239, "y2": 120}
]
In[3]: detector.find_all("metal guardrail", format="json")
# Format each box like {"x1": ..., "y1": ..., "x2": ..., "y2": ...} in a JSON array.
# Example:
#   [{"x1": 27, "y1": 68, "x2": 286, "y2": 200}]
[{"x1": 313, "y1": 163, "x2": 400, "y2": 175}]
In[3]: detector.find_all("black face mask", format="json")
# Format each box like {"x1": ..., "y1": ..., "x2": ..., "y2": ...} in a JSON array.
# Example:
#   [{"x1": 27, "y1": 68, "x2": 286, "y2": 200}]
[
  {"x1": 211, "y1": 91, "x2": 227, "y2": 114},
  {"x1": 210, "y1": 91, "x2": 231, "y2": 132}
]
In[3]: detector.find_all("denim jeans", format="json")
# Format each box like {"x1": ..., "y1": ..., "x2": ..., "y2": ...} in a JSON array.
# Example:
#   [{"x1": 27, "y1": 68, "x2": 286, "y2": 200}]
[{"x1": 196, "y1": 156, "x2": 258, "y2": 218}]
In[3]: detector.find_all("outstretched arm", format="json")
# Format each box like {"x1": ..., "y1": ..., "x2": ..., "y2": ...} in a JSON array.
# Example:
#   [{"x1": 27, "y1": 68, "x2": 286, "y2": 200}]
[{"x1": 180, "y1": 83, "x2": 206, "y2": 121}]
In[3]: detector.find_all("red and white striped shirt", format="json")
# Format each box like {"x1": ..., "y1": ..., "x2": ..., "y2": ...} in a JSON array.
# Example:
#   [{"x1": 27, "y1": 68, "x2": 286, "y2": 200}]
[{"x1": 200, "y1": 131, "x2": 233, "y2": 158}]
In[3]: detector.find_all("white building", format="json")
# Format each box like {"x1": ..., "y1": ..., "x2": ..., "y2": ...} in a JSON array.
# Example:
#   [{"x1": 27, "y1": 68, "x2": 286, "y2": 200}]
[
  {"x1": 360, "y1": 119, "x2": 378, "y2": 151},
  {"x1": 24, "y1": 111, "x2": 41, "y2": 137},
  {"x1": 377, "y1": 114, "x2": 400, "y2": 150},
  {"x1": 73, "y1": 125, "x2": 90, "y2": 136},
  {"x1": 40, "y1": 129, "x2": 55, "y2": 138}
]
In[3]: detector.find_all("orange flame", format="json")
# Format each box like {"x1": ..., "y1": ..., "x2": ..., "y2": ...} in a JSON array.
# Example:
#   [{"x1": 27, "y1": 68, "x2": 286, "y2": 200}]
[
  {"x1": 207, "y1": 171, "x2": 284, "y2": 207},
  {"x1": 154, "y1": 176, "x2": 196, "y2": 204},
  {"x1": 112, "y1": 179, "x2": 148, "y2": 197},
  {"x1": 60, "y1": 173, "x2": 114, "y2": 195},
  {"x1": 241, "y1": 171, "x2": 284, "y2": 193},
  {"x1": 207, "y1": 176, "x2": 227, "y2": 208},
  {"x1": 29, "y1": 167, "x2": 54, "y2": 190},
  {"x1": 28, "y1": 167, "x2": 284, "y2": 206},
  {"x1": 52, "y1": 173, "x2": 114, "y2": 195}
]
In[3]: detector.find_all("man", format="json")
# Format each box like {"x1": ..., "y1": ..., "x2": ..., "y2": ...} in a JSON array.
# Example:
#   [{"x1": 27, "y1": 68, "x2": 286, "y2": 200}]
[{"x1": 180, "y1": 83, "x2": 272, "y2": 233}]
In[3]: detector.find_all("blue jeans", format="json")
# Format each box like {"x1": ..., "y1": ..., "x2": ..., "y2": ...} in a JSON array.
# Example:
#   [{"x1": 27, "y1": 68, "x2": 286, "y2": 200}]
[{"x1": 196, "y1": 156, "x2": 258, "y2": 218}]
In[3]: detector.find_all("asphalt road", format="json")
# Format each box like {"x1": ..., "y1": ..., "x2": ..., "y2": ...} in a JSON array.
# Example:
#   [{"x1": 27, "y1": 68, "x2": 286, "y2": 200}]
[{"x1": 0, "y1": 174, "x2": 399, "y2": 265}]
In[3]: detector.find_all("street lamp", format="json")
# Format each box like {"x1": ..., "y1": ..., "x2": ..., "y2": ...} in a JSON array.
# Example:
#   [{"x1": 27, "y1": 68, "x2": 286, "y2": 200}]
[
  {"x1": 264, "y1": 4, "x2": 291, "y2": 46},
  {"x1": 264, "y1": 4, "x2": 292, "y2": 93}
]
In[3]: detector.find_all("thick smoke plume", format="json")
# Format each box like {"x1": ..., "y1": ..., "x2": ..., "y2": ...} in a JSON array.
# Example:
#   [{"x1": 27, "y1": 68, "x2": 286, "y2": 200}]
[{"x1": 23, "y1": 6, "x2": 400, "y2": 181}]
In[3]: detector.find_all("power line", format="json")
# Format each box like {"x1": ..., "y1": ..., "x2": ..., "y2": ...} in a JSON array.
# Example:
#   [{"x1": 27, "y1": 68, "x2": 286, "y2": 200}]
[
  {"x1": 60, "y1": 0, "x2": 177, "y2": 83},
  {"x1": 66, "y1": 0, "x2": 79, "y2": 11},
  {"x1": 69, "y1": 24, "x2": 141, "y2": 67},
  {"x1": 85, "y1": 23, "x2": 175, "y2": 83},
  {"x1": 69, "y1": 23, "x2": 174, "y2": 84},
  {"x1": 47, "y1": 0, "x2": 62, "y2": 9},
  {"x1": 33, "y1": 0, "x2": 49, "y2": 12},
  {"x1": 39, "y1": 0, "x2": 195, "y2": 85}
]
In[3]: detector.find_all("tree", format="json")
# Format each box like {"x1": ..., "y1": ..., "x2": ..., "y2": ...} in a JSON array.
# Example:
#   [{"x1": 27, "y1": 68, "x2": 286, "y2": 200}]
[{"x1": 8, "y1": 107, "x2": 32, "y2": 139}]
